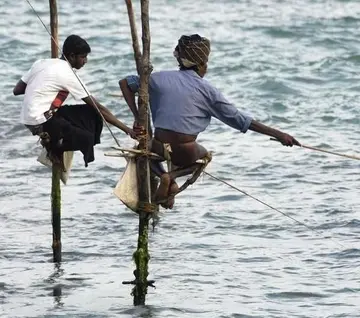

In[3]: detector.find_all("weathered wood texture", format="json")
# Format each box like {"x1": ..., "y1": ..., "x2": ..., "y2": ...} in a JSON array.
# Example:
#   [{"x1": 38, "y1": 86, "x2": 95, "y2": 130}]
[
  {"x1": 128, "y1": 0, "x2": 153, "y2": 306},
  {"x1": 49, "y1": 0, "x2": 61, "y2": 263}
]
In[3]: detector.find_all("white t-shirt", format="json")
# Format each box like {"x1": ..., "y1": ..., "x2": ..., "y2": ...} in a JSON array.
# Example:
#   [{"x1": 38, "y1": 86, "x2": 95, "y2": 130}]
[{"x1": 20, "y1": 58, "x2": 88, "y2": 125}]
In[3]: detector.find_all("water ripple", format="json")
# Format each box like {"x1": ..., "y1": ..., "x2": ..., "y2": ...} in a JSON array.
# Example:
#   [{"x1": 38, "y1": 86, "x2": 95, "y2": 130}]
[{"x1": 1, "y1": 0, "x2": 360, "y2": 317}]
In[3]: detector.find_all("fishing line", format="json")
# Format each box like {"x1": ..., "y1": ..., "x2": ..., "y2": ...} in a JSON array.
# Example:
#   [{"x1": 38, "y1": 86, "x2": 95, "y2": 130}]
[
  {"x1": 24, "y1": 0, "x2": 122, "y2": 148},
  {"x1": 205, "y1": 170, "x2": 359, "y2": 293},
  {"x1": 204, "y1": 171, "x2": 349, "y2": 250},
  {"x1": 204, "y1": 171, "x2": 359, "y2": 291},
  {"x1": 270, "y1": 138, "x2": 360, "y2": 161}
]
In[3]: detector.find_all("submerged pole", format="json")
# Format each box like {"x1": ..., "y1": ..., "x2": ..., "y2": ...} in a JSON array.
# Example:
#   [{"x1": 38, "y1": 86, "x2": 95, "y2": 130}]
[
  {"x1": 49, "y1": 0, "x2": 61, "y2": 263},
  {"x1": 123, "y1": 0, "x2": 153, "y2": 306},
  {"x1": 133, "y1": 0, "x2": 152, "y2": 306}
]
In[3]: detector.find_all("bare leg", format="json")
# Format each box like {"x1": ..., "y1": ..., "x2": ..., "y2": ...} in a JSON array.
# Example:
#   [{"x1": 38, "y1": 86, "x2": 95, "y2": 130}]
[
  {"x1": 149, "y1": 160, "x2": 166, "y2": 178},
  {"x1": 166, "y1": 180, "x2": 179, "y2": 209},
  {"x1": 149, "y1": 139, "x2": 174, "y2": 208},
  {"x1": 170, "y1": 142, "x2": 208, "y2": 167},
  {"x1": 168, "y1": 163, "x2": 203, "y2": 179},
  {"x1": 149, "y1": 139, "x2": 167, "y2": 177},
  {"x1": 153, "y1": 141, "x2": 210, "y2": 208}
]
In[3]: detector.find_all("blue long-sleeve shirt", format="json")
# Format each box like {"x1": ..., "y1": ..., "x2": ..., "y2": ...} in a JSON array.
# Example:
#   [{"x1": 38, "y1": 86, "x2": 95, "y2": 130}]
[{"x1": 126, "y1": 69, "x2": 252, "y2": 136}]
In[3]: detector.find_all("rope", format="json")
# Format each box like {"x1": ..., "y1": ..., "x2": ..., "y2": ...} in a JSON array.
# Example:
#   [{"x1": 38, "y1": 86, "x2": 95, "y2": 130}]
[
  {"x1": 138, "y1": 201, "x2": 158, "y2": 213},
  {"x1": 24, "y1": 0, "x2": 122, "y2": 149}
]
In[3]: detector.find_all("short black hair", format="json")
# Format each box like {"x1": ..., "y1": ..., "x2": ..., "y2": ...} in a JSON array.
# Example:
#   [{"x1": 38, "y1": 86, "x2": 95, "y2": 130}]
[{"x1": 62, "y1": 35, "x2": 91, "y2": 58}]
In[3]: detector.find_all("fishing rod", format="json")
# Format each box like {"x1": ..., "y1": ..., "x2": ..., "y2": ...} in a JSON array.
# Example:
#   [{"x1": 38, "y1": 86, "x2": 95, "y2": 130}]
[
  {"x1": 270, "y1": 138, "x2": 360, "y2": 161},
  {"x1": 24, "y1": 0, "x2": 122, "y2": 148}
]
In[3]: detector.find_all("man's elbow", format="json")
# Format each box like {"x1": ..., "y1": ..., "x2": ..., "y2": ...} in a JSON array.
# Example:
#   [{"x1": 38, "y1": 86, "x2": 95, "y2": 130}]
[
  {"x1": 13, "y1": 81, "x2": 26, "y2": 95},
  {"x1": 118, "y1": 78, "x2": 128, "y2": 91},
  {"x1": 13, "y1": 87, "x2": 20, "y2": 95}
]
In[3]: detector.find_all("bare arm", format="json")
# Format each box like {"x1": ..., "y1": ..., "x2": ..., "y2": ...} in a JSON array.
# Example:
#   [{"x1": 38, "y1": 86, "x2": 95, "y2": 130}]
[
  {"x1": 208, "y1": 87, "x2": 300, "y2": 147},
  {"x1": 248, "y1": 119, "x2": 300, "y2": 146},
  {"x1": 119, "y1": 78, "x2": 139, "y2": 122},
  {"x1": 82, "y1": 95, "x2": 135, "y2": 137},
  {"x1": 13, "y1": 80, "x2": 27, "y2": 95}
]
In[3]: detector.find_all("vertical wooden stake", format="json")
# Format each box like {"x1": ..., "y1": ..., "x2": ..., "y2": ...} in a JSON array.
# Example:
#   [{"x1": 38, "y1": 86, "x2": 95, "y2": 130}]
[
  {"x1": 133, "y1": 0, "x2": 152, "y2": 305},
  {"x1": 123, "y1": 0, "x2": 157, "y2": 305},
  {"x1": 49, "y1": 0, "x2": 58, "y2": 59},
  {"x1": 125, "y1": 0, "x2": 152, "y2": 306},
  {"x1": 49, "y1": 0, "x2": 61, "y2": 263},
  {"x1": 125, "y1": 0, "x2": 142, "y2": 75},
  {"x1": 51, "y1": 164, "x2": 61, "y2": 262}
]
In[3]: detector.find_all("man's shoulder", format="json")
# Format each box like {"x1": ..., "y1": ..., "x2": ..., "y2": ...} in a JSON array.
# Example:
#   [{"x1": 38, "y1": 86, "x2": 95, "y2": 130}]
[
  {"x1": 50, "y1": 58, "x2": 69, "y2": 68},
  {"x1": 149, "y1": 70, "x2": 178, "y2": 85},
  {"x1": 30, "y1": 58, "x2": 67, "y2": 71},
  {"x1": 194, "y1": 76, "x2": 217, "y2": 93},
  {"x1": 28, "y1": 58, "x2": 48, "y2": 69},
  {"x1": 151, "y1": 70, "x2": 199, "y2": 84},
  {"x1": 35, "y1": 59, "x2": 76, "y2": 84},
  {"x1": 51, "y1": 59, "x2": 77, "y2": 79},
  {"x1": 153, "y1": 69, "x2": 185, "y2": 77},
  {"x1": 33, "y1": 58, "x2": 62, "y2": 65}
]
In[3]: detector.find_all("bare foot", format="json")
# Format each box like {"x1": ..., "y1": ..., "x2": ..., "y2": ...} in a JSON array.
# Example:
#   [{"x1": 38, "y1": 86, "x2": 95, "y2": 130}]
[
  {"x1": 167, "y1": 181, "x2": 179, "y2": 209},
  {"x1": 161, "y1": 180, "x2": 179, "y2": 209},
  {"x1": 154, "y1": 173, "x2": 171, "y2": 204}
]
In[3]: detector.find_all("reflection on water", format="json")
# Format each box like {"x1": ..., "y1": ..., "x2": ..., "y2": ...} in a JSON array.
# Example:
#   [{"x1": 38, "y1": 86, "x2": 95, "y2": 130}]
[{"x1": 48, "y1": 263, "x2": 64, "y2": 308}]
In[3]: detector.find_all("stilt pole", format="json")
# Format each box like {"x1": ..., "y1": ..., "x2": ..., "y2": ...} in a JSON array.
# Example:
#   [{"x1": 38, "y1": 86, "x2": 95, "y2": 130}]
[
  {"x1": 49, "y1": 0, "x2": 61, "y2": 263},
  {"x1": 123, "y1": 0, "x2": 154, "y2": 305},
  {"x1": 133, "y1": 0, "x2": 152, "y2": 306}
]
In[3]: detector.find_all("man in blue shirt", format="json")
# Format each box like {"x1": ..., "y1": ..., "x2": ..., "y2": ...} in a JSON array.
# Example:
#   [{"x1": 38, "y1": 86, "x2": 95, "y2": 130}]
[{"x1": 119, "y1": 34, "x2": 300, "y2": 209}]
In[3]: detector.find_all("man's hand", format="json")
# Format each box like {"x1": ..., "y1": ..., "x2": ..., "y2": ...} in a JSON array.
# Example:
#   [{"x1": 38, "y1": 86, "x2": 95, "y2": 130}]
[
  {"x1": 248, "y1": 120, "x2": 301, "y2": 147},
  {"x1": 126, "y1": 128, "x2": 137, "y2": 140},
  {"x1": 133, "y1": 121, "x2": 146, "y2": 136},
  {"x1": 275, "y1": 133, "x2": 301, "y2": 147}
]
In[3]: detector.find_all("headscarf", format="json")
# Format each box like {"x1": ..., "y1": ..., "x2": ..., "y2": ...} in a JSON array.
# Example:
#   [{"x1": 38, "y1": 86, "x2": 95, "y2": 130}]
[{"x1": 173, "y1": 34, "x2": 211, "y2": 68}]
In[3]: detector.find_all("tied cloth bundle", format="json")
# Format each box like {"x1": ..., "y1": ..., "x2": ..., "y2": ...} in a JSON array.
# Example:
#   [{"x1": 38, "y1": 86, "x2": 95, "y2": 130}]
[{"x1": 174, "y1": 34, "x2": 211, "y2": 69}]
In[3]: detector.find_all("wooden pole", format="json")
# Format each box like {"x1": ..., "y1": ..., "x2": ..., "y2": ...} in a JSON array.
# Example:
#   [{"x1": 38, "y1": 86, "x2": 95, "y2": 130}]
[
  {"x1": 123, "y1": 0, "x2": 158, "y2": 305},
  {"x1": 133, "y1": 0, "x2": 152, "y2": 306},
  {"x1": 49, "y1": 0, "x2": 61, "y2": 263},
  {"x1": 122, "y1": 0, "x2": 152, "y2": 306},
  {"x1": 49, "y1": 0, "x2": 58, "y2": 59},
  {"x1": 125, "y1": 0, "x2": 142, "y2": 74}
]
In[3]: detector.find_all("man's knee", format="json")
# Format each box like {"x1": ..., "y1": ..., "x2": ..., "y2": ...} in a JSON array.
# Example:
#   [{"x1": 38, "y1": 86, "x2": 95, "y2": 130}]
[
  {"x1": 196, "y1": 144, "x2": 208, "y2": 159},
  {"x1": 150, "y1": 139, "x2": 166, "y2": 158},
  {"x1": 203, "y1": 151, "x2": 212, "y2": 162}
]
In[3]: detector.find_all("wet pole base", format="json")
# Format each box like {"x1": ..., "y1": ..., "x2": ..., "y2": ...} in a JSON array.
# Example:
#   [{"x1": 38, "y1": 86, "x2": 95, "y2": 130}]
[{"x1": 51, "y1": 164, "x2": 62, "y2": 263}]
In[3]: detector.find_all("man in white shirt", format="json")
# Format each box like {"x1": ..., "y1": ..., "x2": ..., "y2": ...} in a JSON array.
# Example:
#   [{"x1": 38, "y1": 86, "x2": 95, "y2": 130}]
[{"x1": 13, "y1": 34, "x2": 134, "y2": 167}]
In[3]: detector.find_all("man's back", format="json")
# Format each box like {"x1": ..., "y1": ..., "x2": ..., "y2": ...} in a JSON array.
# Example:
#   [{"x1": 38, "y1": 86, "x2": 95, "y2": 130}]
[
  {"x1": 149, "y1": 69, "x2": 214, "y2": 135},
  {"x1": 21, "y1": 58, "x2": 86, "y2": 125},
  {"x1": 148, "y1": 69, "x2": 252, "y2": 136}
]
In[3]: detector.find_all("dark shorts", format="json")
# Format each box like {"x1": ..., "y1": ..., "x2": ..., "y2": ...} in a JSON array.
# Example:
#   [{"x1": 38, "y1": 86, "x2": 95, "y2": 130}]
[{"x1": 28, "y1": 104, "x2": 103, "y2": 167}]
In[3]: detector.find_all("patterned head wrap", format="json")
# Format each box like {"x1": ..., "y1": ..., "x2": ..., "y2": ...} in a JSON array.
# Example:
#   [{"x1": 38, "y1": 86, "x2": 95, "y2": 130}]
[{"x1": 173, "y1": 34, "x2": 211, "y2": 68}]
